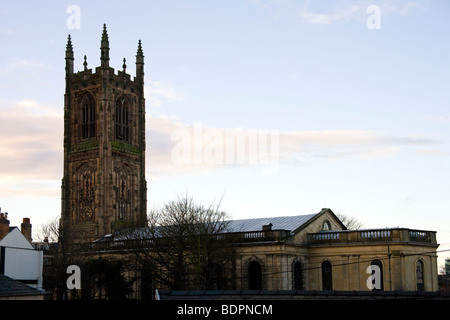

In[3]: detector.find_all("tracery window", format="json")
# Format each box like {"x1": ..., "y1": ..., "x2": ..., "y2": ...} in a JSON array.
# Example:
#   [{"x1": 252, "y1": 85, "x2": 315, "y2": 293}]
[
  {"x1": 81, "y1": 94, "x2": 96, "y2": 139},
  {"x1": 115, "y1": 96, "x2": 130, "y2": 142}
]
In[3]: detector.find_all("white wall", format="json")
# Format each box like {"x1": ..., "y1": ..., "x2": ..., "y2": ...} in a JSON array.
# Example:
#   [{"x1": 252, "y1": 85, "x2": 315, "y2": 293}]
[
  {"x1": 0, "y1": 228, "x2": 43, "y2": 289},
  {"x1": 4, "y1": 247, "x2": 43, "y2": 289}
]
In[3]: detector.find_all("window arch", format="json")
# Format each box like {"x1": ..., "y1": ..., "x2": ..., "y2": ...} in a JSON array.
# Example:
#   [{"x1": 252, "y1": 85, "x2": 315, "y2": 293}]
[
  {"x1": 416, "y1": 260, "x2": 424, "y2": 291},
  {"x1": 81, "y1": 94, "x2": 96, "y2": 139},
  {"x1": 321, "y1": 260, "x2": 333, "y2": 291},
  {"x1": 115, "y1": 96, "x2": 130, "y2": 142},
  {"x1": 322, "y1": 220, "x2": 331, "y2": 231},
  {"x1": 370, "y1": 259, "x2": 384, "y2": 290}
]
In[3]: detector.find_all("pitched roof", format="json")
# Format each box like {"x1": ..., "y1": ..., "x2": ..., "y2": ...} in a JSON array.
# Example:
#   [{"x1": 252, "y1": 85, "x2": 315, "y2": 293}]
[
  {"x1": 227, "y1": 213, "x2": 318, "y2": 233},
  {"x1": 0, "y1": 227, "x2": 34, "y2": 249},
  {"x1": 0, "y1": 274, "x2": 45, "y2": 298},
  {"x1": 95, "y1": 209, "x2": 330, "y2": 242}
]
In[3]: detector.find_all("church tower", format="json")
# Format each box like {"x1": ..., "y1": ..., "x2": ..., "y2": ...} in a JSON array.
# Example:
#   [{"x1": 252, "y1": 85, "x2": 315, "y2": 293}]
[{"x1": 61, "y1": 25, "x2": 147, "y2": 242}]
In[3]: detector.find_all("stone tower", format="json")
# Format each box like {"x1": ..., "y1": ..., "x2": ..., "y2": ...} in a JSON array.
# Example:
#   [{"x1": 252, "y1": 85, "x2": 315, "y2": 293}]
[{"x1": 61, "y1": 24, "x2": 147, "y2": 242}]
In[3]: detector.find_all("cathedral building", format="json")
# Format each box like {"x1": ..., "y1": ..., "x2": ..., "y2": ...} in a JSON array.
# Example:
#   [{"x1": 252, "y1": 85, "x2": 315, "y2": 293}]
[
  {"x1": 60, "y1": 24, "x2": 147, "y2": 242},
  {"x1": 56, "y1": 26, "x2": 441, "y2": 299}
]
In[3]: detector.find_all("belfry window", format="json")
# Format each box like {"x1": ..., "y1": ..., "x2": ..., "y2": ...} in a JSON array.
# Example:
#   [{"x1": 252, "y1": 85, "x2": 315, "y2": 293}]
[
  {"x1": 81, "y1": 94, "x2": 96, "y2": 139},
  {"x1": 115, "y1": 97, "x2": 130, "y2": 142}
]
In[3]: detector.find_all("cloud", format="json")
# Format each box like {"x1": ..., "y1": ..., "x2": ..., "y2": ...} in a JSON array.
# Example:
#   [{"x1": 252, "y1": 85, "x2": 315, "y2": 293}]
[
  {"x1": 0, "y1": 58, "x2": 47, "y2": 77},
  {"x1": 416, "y1": 148, "x2": 450, "y2": 156},
  {"x1": 252, "y1": 0, "x2": 430, "y2": 25},
  {"x1": 0, "y1": 99, "x2": 63, "y2": 188},
  {"x1": 0, "y1": 59, "x2": 49, "y2": 93},
  {"x1": 145, "y1": 80, "x2": 187, "y2": 108},
  {"x1": 146, "y1": 118, "x2": 438, "y2": 178},
  {"x1": 426, "y1": 114, "x2": 450, "y2": 123},
  {"x1": 276, "y1": 130, "x2": 435, "y2": 164},
  {"x1": 0, "y1": 27, "x2": 13, "y2": 35},
  {"x1": 0, "y1": 97, "x2": 439, "y2": 193}
]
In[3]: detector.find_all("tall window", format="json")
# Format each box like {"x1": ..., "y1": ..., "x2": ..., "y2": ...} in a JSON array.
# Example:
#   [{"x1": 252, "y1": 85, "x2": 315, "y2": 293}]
[
  {"x1": 293, "y1": 261, "x2": 304, "y2": 290},
  {"x1": 248, "y1": 261, "x2": 262, "y2": 290},
  {"x1": 81, "y1": 94, "x2": 96, "y2": 139},
  {"x1": 115, "y1": 97, "x2": 129, "y2": 142},
  {"x1": 416, "y1": 260, "x2": 424, "y2": 291},
  {"x1": 321, "y1": 261, "x2": 333, "y2": 291},
  {"x1": 371, "y1": 259, "x2": 384, "y2": 290}
]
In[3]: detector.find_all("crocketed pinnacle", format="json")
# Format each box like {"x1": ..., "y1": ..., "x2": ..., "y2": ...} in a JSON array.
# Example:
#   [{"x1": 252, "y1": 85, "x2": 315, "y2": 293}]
[
  {"x1": 100, "y1": 24, "x2": 110, "y2": 68},
  {"x1": 136, "y1": 39, "x2": 143, "y2": 57},
  {"x1": 101, "y1": 23, "x2": 109, "y2": 48},
  {"x1": 66, "y1": 35, "x2": 73, "y2": 52}
]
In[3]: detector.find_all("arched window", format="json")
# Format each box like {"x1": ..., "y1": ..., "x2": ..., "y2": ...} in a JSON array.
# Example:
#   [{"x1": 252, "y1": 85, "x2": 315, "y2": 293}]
[
  {"x1": 81, "y1": 94, "x2": 96, "y2": 139},
  {"x1": 248, "y1": 260, "x2": 262, "y2": 290},
  {"x1": 321, "y1": 261, "x2": 333, "y2": 291},
  {"x1": 115, "y1": 97, "x2": 130, "y2": 142},
  {"x1": 416, "y1": 260, "x2": 424, "y2": 291},
  {"x1": 370, "y1": 259, "x2": 384, "y2": 290},
  {"x1": 293, "y1": 261, "x2": 303, "y2": 290},
  {"x1": 322, "y1": 220, "x2": 331, "y2": 231}
]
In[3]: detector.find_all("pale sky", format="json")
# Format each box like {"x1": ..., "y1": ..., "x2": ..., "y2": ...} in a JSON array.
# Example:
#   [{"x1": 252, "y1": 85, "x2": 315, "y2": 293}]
[{"x1": 0, "y1": 0, "x2": 449, "y2": 269}]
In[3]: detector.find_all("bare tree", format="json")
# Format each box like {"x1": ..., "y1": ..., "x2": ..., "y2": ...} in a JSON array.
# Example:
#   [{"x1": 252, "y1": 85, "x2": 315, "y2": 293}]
[
  {"x1": 36, "y1": 217, "x2": 76, "y2": 299},
  {"x1": 36, "y1": 217, "x2": 97, "y2": 299},
  {"x1": 128, "y1": 195, "x2": 236, "y2": 292},
  {"x1": 335, "y1": 212, "x2": 365, "y2": 230},
  {"x1": 36, "y1": 216, "x2": 60, "y2": 243}
]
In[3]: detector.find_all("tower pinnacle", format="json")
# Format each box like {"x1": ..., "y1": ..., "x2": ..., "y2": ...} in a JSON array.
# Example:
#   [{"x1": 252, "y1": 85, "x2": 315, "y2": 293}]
[
  {"x1": 100, "y1": 24, "x2": 110, "y2": 68},
  {"x1": 136, "y1": 39, "x2": 144, "y2": 83},
  {"x1": 65, "y1": 35, "x2": 74, "y2": 76}
]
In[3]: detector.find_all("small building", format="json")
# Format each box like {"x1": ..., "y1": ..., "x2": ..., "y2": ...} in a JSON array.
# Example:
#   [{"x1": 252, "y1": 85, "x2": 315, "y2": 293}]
[
  {"x1": 0, "y1": 211, "x2": 44, "y2": 291},
  {"x1": 0, "y1": 274, "x2": 45, "y2": 300}
]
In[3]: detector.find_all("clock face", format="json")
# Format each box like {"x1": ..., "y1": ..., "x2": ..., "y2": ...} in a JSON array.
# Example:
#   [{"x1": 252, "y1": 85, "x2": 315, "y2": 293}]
[{"x1": 82, "y1": 206, "x2": 93, "y2": 220}]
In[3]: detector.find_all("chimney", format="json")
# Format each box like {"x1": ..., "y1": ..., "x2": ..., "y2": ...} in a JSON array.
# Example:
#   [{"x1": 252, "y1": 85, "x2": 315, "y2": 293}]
[
  {"x1": 21, "y1": 217, "x2": 32, "y2": 243},
  {"x1": 262, "y1": 223, "x2": 273, "y2": 231},
  {"x1": 0, "y1": 212, "x2": 10, "y2": 240}
]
